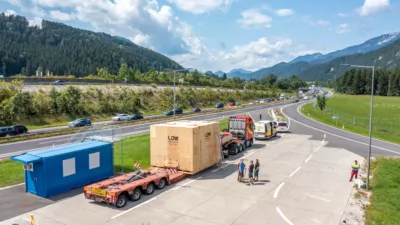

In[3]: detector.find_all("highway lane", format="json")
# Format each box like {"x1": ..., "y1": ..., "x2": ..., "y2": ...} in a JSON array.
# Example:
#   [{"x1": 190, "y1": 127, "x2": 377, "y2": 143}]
[
  {"x1": 282, "y1": 101, "x2": 400, "y2": 157},
  {"x1": 0, "y1": 101, "x2": 288, "y2": 159}
]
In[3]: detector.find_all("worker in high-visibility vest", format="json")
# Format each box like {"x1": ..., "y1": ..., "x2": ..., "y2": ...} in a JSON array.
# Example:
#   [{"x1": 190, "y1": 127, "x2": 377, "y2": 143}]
[{"x1": 349, "y1": 160, "x2": 360, "y2": 182}]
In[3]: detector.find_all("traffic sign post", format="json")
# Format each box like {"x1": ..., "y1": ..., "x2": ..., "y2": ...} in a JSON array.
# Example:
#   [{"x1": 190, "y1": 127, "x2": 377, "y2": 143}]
[{"x1": 332, "y1": 115, "x2": 339, "y2": 126}]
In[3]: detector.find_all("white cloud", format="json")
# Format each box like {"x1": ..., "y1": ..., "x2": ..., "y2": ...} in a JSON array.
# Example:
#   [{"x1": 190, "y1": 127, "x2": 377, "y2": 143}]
[
  {"x1": 4, "y1": 9, "x2": 17, "y2": 16},
  {"x1": 28, "y1": 17, "x2": 42, "y2": 28},
  {"x1": 173, "y1": 37, "x2": 311, "y2": 71},
  {"x1": 166, "y1": 0, "x2": 235, "y2": 14},
  {"x1": 359, "y1": 0, "x2": 390, "y2": 16},
  {"x1": 300, "y1": 16, "x2": 330, "y2": 26},
  {"x1": 337, "y1": 13, "x2": 347, "y2": 17},
  {"x1": 237, "y1": 9, "x2": 272, "y2": 28},
  {"x1": 338, "y1": 23, "x2": 350, "y2": 34},
  {"x1": 49, "y1": 10, "x2": 75, "y2": 21},
  {"x1": 276, "y1": 8, "x2": 295, "y2": 17}
]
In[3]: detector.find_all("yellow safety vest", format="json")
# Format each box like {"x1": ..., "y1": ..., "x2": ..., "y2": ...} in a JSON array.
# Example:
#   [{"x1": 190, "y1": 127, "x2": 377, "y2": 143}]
[{"x1": 352, "y1": 163, "x2": 359, "y2": 171}]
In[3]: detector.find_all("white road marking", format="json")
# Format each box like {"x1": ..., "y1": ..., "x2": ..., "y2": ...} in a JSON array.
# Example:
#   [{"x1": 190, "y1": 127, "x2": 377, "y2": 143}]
[
  {"x1": 276, "y1": 207, "x2": 294, "y2": 225},
  {"x1": 280, "y1": 104, "x2": 400, "y2": 155},
  {"x1": 0, "y1": 183, "x2": 24, "y2": 191},
  {"x1": 273, "y1": 182, "x2": 285, "y2": 198},
  {"x1": 212, "y1": 163, "x2": 230, "y2": 172},
  {"x1": 172, "y1": 176, "x2": 203, "y2": 191},
  {"x1": 289, "y1": 167, "x2": 302, "y2": 177},
  {"x1": 311, "y1": 218, "x2": 321, "y2": 223},
  {"x1": 323, "y1": 134, "x2": 326, "y2": 139},
  {"x1": 305, "y1": 193, "x2": 331, "y2": 202},
  {"x1": 239, "y1": 152, "x2": 255, "y2": 160},
  {"x1": 282, "y1": 134, "x2": 285, "y2": 136},
  {"x1": 111, "y1": 198, "x2": 157, "y2": 219},
  {"x1": 40, "y1": 139, "x2": 70, "y2": 144},
  {"x1": 304, "y1": 155, "x2": 313, "y2": 163}
]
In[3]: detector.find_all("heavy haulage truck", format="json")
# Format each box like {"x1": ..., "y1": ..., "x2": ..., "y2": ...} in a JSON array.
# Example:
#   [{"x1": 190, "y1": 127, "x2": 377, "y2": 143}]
[{"x1": 83, "y1": 117, "x2": 255, "y2": 208}]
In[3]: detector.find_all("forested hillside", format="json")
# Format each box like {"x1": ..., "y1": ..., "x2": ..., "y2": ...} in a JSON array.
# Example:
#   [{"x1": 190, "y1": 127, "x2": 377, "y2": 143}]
[
  {"x1": 335, "y1": 68, "x2": 400, "y2": 96},
  {"x1": 0, "y1": 14, "x2": 182, "y2": 77}
]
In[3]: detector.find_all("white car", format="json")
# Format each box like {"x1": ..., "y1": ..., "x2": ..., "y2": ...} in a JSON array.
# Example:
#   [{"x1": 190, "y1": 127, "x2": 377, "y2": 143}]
[
  {"x1": 277, "y1": 121, "x2": 289, "y2": 133},
  {"x1": 112, "y1": 114, "x2": 133, "y2": 121}
]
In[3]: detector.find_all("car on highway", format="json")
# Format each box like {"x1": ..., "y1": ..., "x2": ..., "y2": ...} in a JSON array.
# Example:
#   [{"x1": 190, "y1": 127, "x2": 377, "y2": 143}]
[
  {"x1": 68, "y1": 118, "x2": 92, "y2": 128},
  {"x1": 112, "y1": 114, "x2": 144, "y2": 121},
  {"x1": 227, "y1": 102, "x2": 236, "y2": 107},
  {"x1": 235, "y1": 101, "x2": 241, "y2": 106},
  {"x1": 11, "y1": 125, "x2": 28, "y2": 134},
  {"x1": 191, "y1": 107, "x2": 201, "y2": 113},
  {"x1": 215, "y1": 102, "x2": 224, "y2": 108},
  {"x1": 0, "y1": 126, "x2": 17, "y2": 137},
  {"x1": 277, "y1": 121, "x2": 289, "y2": 133},
  {"x1": 52, "y1": 80, "x2": 66, "y2": 85},
  {"x1": 163, "y1": 108, "x2": 183, "y2": 116},
  {"x1": 292, "y1": 98, "x2": 300, "y2": 103}
]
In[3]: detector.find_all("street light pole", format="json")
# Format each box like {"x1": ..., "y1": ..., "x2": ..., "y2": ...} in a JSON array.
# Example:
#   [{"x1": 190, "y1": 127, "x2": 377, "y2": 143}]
[
  {"x1": 173, "y1": 68, "x2": 192, "y2": 120},
  {"x1": 341, "y1": 64, "x2": 374, "y2": 190}
]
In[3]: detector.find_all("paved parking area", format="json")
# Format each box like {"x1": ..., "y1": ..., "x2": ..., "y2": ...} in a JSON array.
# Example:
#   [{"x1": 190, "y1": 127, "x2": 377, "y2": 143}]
[{"x1": 0, "y1": 133, "x2": 363, "y2": 225}]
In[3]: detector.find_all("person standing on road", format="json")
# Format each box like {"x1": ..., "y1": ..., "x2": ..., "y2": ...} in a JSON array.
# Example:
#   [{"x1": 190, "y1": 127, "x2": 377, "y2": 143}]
[
  {"x1": 248, "y1": 160, "x2": 255, "y2": 185},
  {"x1": 254, "y1": 159, "x2": 260, "y2": 182},
  {"x1": 259, "y1": 114, "x2": 262, "y2": 120},
  {"x1": 349, "y1": 160, "x2": 360, "y2": 182},
  {"x1": 238, "y1": 159, "x2": 245, "y2": 182}
]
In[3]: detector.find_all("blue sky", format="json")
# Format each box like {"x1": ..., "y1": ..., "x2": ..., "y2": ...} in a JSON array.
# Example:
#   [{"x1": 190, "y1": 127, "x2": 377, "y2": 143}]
[{"x1": 1, "y1": 0, "x2": 399, "y2": 72}]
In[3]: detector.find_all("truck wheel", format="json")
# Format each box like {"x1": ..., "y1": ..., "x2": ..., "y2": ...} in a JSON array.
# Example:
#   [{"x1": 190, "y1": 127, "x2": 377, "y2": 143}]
[
  {"x1": 116, "y1": 195, "x2": 128, "y2": 208},
  {"x1": 235, "y1": 146, "x2": 239, "y2": 155},
  {"x1": 241, "y1": 144, "x2": 245, "y2": 151},
  {"x1": 156, "y1": 178, "x2": 166, "y2": 189},
  {"x1": 145, "y1": 183, "x2": 155, "y2": 195},
  {"x1": 129, "y1": 188, "x2": 142, "y2": 201}
]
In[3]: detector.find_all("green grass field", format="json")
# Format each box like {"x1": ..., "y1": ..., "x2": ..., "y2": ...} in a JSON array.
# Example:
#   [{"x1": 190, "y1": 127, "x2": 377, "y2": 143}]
[
  {"x1": 0, "y1": 118, "x2": 229, "y2": 188},
  {"x1": 301, "y1": 94, "x2": 400, "y2": 144},
  {"x1": 365, "y1": 158, "x2": 400, "y2": 225}
]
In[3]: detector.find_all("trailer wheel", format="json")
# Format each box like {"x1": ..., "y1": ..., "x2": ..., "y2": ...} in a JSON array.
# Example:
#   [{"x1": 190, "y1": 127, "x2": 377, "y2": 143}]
[
  {"x1": 116, "y1": 195, "x2": 128, "y2": 208},
  {"x1": 156, "y1": 178, "x2": 166, "y2": 189},
  {"x1": 145, "y1": 183, "x2": 155, "y2": 195},
  {"x1": 235, "y1": 145, "x2": 239, "y2": 155},
  {"x1": 129, "y1": 188, "x2": 142, "y2": 201},
  {"x1": 240, "y1": 144, "x2": 245, "y2": 151}
]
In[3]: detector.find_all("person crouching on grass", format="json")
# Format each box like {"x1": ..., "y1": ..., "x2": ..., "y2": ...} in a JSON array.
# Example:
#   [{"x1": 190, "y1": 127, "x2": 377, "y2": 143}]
[{"x1": 248, "y1": 160, "x2": 255, "y2": 185}]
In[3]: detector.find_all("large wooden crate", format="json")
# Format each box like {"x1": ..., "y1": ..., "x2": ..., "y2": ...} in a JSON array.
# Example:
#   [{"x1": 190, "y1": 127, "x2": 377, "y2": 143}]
[{"x1": 150, "y1": 120, "x2": 220, "y2": 174}]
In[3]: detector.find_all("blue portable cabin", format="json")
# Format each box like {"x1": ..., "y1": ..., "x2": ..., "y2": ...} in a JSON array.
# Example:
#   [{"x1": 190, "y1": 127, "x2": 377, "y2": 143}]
[{"x1": 10, "y1": 140, "x2": 114, "y2": 198}]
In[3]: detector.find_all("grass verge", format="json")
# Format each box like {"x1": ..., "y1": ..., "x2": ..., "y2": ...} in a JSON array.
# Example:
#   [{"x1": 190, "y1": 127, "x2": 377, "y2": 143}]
[
  {"x1": 300, "y1": 94, "x2": 400, "y2": 144},
  {"x1": 0, "y1": 118, "x2": 229, "y2": 188},
  {"x1": 365, "y1": 158, "x2": 400, "y2": 225}
]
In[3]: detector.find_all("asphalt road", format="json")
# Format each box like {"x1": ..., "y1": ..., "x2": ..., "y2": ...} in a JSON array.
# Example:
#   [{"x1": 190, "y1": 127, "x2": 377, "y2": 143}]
[
  {"x1": 282, "y1": 100, "x2": 400, "y2": 157},
  {"x1": 0, "y1": 102, "x2": 282, "y2": 159}
]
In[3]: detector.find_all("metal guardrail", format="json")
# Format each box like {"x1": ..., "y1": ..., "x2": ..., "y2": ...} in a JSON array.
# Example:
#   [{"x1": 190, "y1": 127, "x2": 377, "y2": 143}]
[{"x1": 0, "y1": 100, "x2": 294, "y2": 143}]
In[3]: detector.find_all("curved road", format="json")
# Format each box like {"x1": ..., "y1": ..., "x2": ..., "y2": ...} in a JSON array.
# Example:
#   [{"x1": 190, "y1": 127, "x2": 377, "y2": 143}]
[{"x1": 282, "y1": 100, "x2": 400, "y2": 157}]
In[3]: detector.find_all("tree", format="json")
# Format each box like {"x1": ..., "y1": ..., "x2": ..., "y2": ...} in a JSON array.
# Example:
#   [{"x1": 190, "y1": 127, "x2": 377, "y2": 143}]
[
  {"x1": 317, "y1": 95, "x2": 327, "y2": 111},
  {"x1": 118, "y1": 63, "x2": 134, "y2": 82},
  {"x1": 265, "y1": 74, "x2": 278, "y2": 86},
  {"x1": 222, "y1": 73, "x2": 227, "y2": 80},
  {"x1": 11, "y1": 92, "x2": 35, "y2": 118}
]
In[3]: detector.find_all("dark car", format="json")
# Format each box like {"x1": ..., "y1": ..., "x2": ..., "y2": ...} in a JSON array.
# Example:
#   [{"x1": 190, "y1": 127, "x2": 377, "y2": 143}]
[
  {"x1": 0, "y1": 126, "x2": 17, "y2": 137},
  {"x1": 292, "y1": 99, "x2": 300, "y2": 103},
  {"x1": 12, "y1": 125, "x2": 28, "y2": 134},
  {"x1": 52, "y1": 80, "x2": 66, "y2": 85},
  {"x1": 174, "y1": 108, "x2": 183, "y2": 114},
  {"x1": 131, "y1": 114, "x2": 144, "y2": 120},
  {"x1": 68, "y1": 118, "x2": 92, "y2": 128},
  {"x1": 215, "y1": 102, "x2": 224, "y2": 108},
  {"x1": 163, "y1": 111, "x2": 174, "y2": 116},
  {"x1": 191, "y1": 107, "x2": 201, "y2": 113}
]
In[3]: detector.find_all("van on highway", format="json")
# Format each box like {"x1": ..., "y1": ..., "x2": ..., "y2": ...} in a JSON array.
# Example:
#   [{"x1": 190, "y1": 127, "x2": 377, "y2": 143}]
[{"x1": 253, "y1": 120, "x2": 277, "y2": 140}]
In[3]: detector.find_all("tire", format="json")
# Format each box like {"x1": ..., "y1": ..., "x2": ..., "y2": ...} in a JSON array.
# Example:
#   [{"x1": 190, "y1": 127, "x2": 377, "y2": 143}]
[
  {"x1": 129, "y1": 188, "x2": 142, "y2": 201},
  {"x1": 115, "y1": 195, "x2": 128, "y2": 208},
  {"x1": 235, "y1": 146, "x2": 239, "y2": 155},
  {"x1": 156, "y1": 178, "x2": 167, "y2": 189},
  {"x1": 145, "y1": 183, "x2": 155, "y2": 195},
  {"x1": 240, "y1": 144, "x2": 244, "y2": 152}
]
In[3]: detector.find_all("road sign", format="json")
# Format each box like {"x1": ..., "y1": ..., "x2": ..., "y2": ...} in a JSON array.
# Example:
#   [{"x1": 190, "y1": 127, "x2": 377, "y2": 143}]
[{"x1": 332, "y1": 116, "x2": 339, "y2": 119}]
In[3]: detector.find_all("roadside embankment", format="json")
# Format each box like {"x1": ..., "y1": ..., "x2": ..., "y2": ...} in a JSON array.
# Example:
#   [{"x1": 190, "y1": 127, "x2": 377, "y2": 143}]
[
  {"x1": 299, "y1": 94, "x2": 400, "y2": 144},
  {"x1": 269, "y1": 108, "x2": 287, "y2": 121}
]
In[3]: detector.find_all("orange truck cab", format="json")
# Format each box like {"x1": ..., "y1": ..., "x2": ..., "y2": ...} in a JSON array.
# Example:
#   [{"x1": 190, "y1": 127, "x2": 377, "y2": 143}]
[{"x1": 221, "y1": 116, "x2": 255, "y2": 156}]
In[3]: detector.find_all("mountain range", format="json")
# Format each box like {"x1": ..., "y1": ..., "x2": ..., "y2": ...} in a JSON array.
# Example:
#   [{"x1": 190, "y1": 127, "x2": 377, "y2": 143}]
[{"x1": 223, "y1": 32, "x2": 400, "y2": 81}]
